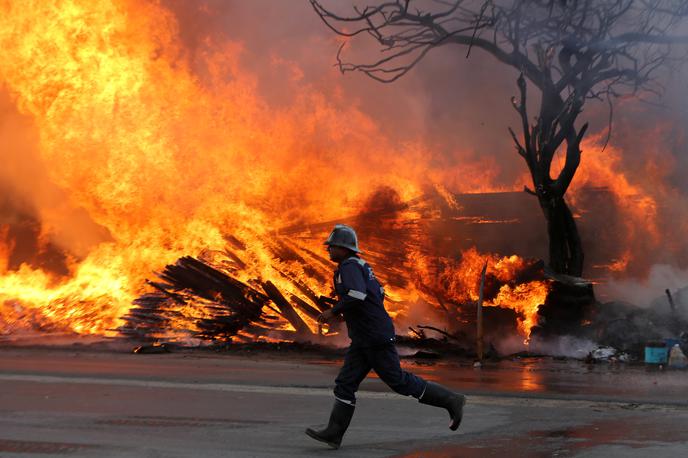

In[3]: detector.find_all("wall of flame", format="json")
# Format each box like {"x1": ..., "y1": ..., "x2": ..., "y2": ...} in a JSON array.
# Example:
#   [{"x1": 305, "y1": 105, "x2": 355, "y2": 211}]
[{"x1": 0, "y1": 0, "x2": 683, "y2": 340}]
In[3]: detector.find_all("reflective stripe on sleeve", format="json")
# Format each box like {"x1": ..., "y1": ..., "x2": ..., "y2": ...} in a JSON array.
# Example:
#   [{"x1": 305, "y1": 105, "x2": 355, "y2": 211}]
[
  {"x1": 335, "y1": 396, "x2": 356, "y2": 406},
  {"x1": 347, "y1": 290, "x2": 367, "y2": 300}
]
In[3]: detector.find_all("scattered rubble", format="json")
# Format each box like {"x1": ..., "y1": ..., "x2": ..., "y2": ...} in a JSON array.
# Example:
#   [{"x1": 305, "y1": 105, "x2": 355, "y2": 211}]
[{"x1": 586, "y1": 346, "x2": 629, "y2": 363}]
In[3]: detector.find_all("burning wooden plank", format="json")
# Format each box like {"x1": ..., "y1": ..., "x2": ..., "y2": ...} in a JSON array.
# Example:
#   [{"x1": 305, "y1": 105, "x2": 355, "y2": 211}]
[
  {"x1": 476, "y1": 261, "x2": 488, "y2": 361},
  {"x1": 123, "y1": 249, "x2": 332, "y2": 343},
  {"x1": 289, "y1": 294, "x2": 324, "y2": 321},
  {"x1": 122, "y1": 255, "x2": 270, "y2": 342},
  {"x1": 262, "y1": 281, "x2": 312, "y2": 336}
]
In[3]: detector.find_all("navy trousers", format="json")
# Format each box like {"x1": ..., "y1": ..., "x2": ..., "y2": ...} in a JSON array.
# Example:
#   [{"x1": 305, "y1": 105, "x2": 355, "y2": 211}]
[{"x1": 334, "y1": 343, "x2": 427, "y2": 405}]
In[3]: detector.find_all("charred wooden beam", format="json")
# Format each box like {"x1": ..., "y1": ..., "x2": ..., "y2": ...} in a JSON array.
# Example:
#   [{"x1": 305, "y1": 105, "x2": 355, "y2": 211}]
[
  {"x1": 476, "y1": 261, "x2": 488, "y2": 362},
  {"x1": 317, "y1": 295, "x2": 336, "y2": 310},
  {"x1": 145, "y1": 280, "x2": 186, "y2": 304},
  {"x1": 223, "y1": 234, "x2": 247, "y2": 251},
  {"x1": 666, "y1": 289, "x2": 677, "y2": 313},
  {"x1": 290, "y1": 294, "x2": 323, "y2": 321},
  {"x1": 223, "y1": 249, "x2": 247, "y2": 270},
  {"x1": 262, "y1": 281, "x2": 312, "y2": 335},
  {"x1": 276, "y1": 269, "x2": 324, "y2": 310},
  {"x1": 124, "y1": 255, "x2": 272, "y2": 343},
  {"x1": 417, "y1": 325, "x2": 462, "y2": 342}
]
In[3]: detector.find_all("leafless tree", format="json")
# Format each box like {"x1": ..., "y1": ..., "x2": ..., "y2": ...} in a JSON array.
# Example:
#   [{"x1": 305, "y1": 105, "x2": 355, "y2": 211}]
[{"x1": 311, "y1": 0, "x2": 688, "y2": 277}]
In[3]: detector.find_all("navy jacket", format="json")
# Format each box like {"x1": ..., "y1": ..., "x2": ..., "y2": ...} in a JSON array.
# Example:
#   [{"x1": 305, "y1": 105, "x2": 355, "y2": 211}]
[{"x1": 331, "y1": 256, "x2": 395, "y2": 346}]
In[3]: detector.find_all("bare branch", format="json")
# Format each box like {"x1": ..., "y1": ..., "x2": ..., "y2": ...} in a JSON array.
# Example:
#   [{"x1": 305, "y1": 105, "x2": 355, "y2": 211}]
[{"x1": 312, "y1": 0, "x2": 688, "y2": 209}]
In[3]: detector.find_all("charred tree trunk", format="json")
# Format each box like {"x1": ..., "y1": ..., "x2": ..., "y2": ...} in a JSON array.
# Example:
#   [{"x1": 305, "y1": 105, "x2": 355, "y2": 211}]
[
  {"x1": 510, "y1": 70, "x2": 588, "y2": 278},
  {"x1": 540, "y1": 196, "x2": 584, "y2": 277}
]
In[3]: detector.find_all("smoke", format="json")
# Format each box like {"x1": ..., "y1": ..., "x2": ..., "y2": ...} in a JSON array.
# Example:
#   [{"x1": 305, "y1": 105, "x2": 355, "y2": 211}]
[
  {"x1": 495, "y1": 334, "x2": 599, "y2": 359},
  {"x1": 598, "y1": 264, "x2": 688, "y2": 306},
  {"x1": 162, "y1": 0, "x2": 688, "y2": 285},
  {"x1": 0, "y1": 87, "x2": 112, "y2": 273}
]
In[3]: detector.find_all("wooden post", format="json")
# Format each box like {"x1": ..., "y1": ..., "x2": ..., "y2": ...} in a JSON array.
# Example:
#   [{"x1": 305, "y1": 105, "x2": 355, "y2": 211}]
[
  {"x1": 666, "y1": 288, "x2": 681, "y2": 336},
  {"x1": 476, "y1": 261, "x2": 488, "y2": 362},
  {"x1": 666, "y1": 289, "x2": 677, "y2": 313}
]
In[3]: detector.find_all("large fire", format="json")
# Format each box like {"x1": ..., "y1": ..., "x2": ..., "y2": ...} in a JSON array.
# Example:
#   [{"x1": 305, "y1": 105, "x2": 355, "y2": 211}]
[{"x1": 0, "y1": 1, "x2": 669, "y2": 344}]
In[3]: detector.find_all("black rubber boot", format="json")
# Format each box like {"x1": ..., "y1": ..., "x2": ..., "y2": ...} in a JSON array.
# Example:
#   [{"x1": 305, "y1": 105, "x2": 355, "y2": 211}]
[
  {"x1": 418, "y1": 381, "x2": 466, "y2": 431},
  {"x1": 305, "y1": 400, "x2": 355, "y2": 449}
]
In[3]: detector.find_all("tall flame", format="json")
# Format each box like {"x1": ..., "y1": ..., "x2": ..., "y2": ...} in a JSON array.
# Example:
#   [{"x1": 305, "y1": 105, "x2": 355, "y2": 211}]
[{"x1": 0, "y1": 0, "x2": 436, "y2": 337}]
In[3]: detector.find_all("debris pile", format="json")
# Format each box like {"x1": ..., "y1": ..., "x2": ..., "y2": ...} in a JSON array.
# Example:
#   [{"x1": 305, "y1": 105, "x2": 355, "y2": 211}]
[{"x1": 119, "y1": 254, "x2": 334, "y2": 343}]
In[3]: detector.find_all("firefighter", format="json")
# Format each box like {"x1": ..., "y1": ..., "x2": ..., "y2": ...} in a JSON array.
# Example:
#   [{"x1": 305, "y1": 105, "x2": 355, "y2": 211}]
[{"x1": 305, "y1": 224, "x2": 466, "y2": 449}]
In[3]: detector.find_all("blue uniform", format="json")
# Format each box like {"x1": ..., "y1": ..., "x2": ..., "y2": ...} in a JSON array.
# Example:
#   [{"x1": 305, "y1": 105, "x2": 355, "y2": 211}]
[
  {"x1": 331, "y1": 256, "x2": 426, "y2": 406},
  {"x1": 331, "y1": 257, "x2": 395, "y2": 346}
]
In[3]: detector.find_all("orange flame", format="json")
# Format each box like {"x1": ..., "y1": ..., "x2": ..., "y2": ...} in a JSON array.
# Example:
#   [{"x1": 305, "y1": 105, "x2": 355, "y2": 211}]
[
  {"x1": 411, "y1": 247, "x2": 549, "y2": 338},
  {"x1": 2, "y1": 0, "x2": 665, "y2": 342},
  {"x1": 0, "y1": 0, "x2": 420, "y2": 336}
]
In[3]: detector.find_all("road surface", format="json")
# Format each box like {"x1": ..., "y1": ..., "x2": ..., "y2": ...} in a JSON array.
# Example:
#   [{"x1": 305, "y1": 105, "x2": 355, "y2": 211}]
[{"x1": 0, "y1": 346, "x2": 687, "y2": 457}]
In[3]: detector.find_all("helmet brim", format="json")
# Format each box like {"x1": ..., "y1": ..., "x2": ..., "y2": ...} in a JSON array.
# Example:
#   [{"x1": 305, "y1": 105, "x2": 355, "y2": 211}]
[{"x1": 324, "y1": 241, "x2": 360, "y2": 253}]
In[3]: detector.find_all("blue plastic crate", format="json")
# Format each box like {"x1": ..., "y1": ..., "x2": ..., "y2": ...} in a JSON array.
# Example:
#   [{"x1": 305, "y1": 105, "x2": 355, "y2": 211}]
[{"x1": 645, "y1": 345, "x2": 669, "y2": 364}]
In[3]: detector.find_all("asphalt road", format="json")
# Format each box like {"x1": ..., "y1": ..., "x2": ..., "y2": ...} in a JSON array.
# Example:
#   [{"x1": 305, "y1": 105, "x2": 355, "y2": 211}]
[{"x1": 0, "y1": 347, "x2": 687, "y2": 457}]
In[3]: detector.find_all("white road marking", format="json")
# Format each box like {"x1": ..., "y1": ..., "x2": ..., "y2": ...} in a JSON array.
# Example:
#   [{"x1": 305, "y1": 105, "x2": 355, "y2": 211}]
[
  {"x1": 0, "y1": 373, "x2": 682, "y2": 411},
  {"x1": 0, "y1": 372, "x2": 383, "y2": 398}
]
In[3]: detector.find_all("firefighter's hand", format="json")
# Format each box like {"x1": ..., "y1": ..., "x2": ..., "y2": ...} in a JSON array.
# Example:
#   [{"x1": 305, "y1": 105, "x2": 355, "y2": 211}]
[{"x1": 317, "y1": 309, "x2": 336, "y2": 323}]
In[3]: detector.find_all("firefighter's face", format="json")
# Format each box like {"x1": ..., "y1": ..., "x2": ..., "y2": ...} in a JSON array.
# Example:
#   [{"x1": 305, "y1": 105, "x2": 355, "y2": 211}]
[{"x1": 327, "y1": 245, "x2": 349, "y2": 262}]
